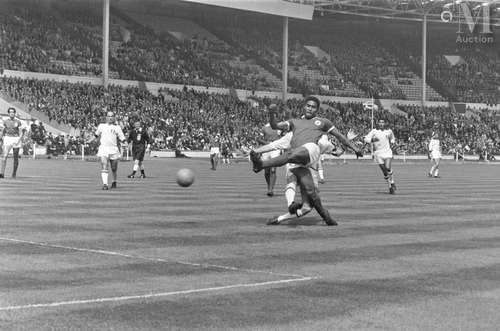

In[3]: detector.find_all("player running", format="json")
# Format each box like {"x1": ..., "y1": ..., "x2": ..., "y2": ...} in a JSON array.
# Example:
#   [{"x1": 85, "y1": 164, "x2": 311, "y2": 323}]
[
  {"x1": 363, "y1": 118, "x2": 397, "y2": 194},
  {"x1": 95, "y1": 110, "x2": 127, "y2": 190},
  {"x1": 428, "y1": 131, "x2": 441, "y2": 178},
  {"x1": 0, "y1": 107, "x2": 26, "y2": 179},
  {"x1": 127, "y1": 120, "x2": 152, "y2": 178}
]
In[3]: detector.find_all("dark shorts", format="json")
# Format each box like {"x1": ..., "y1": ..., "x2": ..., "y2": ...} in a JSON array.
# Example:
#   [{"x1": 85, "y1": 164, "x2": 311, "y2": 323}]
[{"x1": 132, "y1": 147, "x2": 146, "y2": 161}]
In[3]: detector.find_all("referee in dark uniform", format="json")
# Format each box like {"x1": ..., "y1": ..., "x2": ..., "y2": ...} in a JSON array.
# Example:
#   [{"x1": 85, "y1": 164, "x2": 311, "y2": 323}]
[{"x1": 127, "y1": 121, "x2": 152, "y2": 178}]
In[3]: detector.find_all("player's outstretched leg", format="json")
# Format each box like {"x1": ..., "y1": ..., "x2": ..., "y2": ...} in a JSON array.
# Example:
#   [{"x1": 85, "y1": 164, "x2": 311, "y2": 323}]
[{"x1": 251, "y1": 147, "x2": 310, "y2": 173}]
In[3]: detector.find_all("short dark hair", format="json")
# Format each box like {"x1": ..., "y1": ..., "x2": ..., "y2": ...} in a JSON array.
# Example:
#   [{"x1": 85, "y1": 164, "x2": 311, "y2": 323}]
[
  {"x1": 304, "y1": 96, "x2": 320, "y2": 108},
  {"x1": 7, "y1": 107, "x2": 16, "y2": 114}
]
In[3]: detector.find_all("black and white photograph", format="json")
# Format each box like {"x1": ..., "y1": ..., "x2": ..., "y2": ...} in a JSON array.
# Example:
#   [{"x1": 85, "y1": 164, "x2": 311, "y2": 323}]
[{"x1": 1, "y1": 0, "x2": 500, "y2": 329}]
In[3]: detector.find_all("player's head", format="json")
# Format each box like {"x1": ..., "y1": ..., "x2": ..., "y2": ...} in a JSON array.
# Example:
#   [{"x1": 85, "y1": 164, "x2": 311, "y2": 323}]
[
  {"x1": 303, "y1": 96, "x2": 320, "y2": 119},
  {"x1": 376, "y1": 118, "x2": 387, "y2": 129},
  {"x1": 105, "y1": 111, "x2": 115, "y2": 124},
  {"x1": 133, "y1": 121, "x2": 141, "y2": 129},
  {"x1": 7, "y1": 107, "x2": 16, "y2": 118}
]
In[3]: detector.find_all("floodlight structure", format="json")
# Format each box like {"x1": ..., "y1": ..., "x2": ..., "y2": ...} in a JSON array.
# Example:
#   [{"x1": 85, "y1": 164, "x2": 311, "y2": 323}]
[
  {"x1": 103, "y1": 0, "x2": 110, "y2": 88},
  {"x1": 316, "y1": 0, "x2": 500, "y2": 108}
]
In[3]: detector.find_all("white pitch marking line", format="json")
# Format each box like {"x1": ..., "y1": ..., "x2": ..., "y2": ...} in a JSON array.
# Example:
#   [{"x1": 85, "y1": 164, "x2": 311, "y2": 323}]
[
  {"x1": 0, "y1": 237, "x2": 309, "y2": 279},
  {"x1": 0, "y1": 277, "x2": 315, "y2": 311}
]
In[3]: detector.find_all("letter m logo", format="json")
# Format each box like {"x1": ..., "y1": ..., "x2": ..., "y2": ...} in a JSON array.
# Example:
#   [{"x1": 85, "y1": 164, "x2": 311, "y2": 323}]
[{"x1": 459, "y1": 2, "x2": 492, "y2": 34}]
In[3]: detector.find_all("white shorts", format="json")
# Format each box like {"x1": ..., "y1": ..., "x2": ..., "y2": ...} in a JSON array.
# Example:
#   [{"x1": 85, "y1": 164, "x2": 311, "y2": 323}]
[
  {"x1": 261, "y1": 149, "x2": 281, "y2": 160},
  {"x1": 431, "y1": 151, "x2": 442, "y2": 160},
  {"x1": 286, "y1": 163, "x2": 319, "y2": 189},
  {"x1": 2, "y1": 136, "x2": 22, "y2": 152},
  {"x1": 373, "y1": 150, "x2": 393, "y2": 165},
  {"x1": 97, "y1": 146, "x2": 121, "y2": 160},
  {"x1": 318, "y1": 135, "x2": 334, "y2": 154},
  {"x1": 210, "y1": 147, "x2": 220, "y2": 155},
  {"x1": 302, "y1": 142, "x2": 321, "y2": 169}
]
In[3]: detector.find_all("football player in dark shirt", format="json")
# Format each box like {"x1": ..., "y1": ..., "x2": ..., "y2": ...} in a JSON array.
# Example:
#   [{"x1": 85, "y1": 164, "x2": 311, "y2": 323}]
[
  {"x1": 127, "y1": 121, "x2": 152, "y2": 178},
  {"x1": 250, "y1": 96, "x2": 362, "y2": 226},
  {"x1": 0, "y1": 108, "x2": 26, "y2": 178},
  {"x1": 251, "y1": 96, "x2": 362, "y2": 172}
]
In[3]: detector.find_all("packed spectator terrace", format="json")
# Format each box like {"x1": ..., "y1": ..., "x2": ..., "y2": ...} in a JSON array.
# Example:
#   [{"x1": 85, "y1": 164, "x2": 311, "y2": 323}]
[{"x1": 0, "y1": 0, "x2": 499, "y2": 157}]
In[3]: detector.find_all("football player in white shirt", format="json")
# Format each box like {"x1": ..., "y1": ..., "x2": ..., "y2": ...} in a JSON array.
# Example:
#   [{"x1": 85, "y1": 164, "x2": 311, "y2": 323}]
[
  {"x1": 364, "y1": 118, "x2": 397, "y2": 194},
  {"x1": 428, "y1": 132, "x2": 441, "y2": 178},
  {"x1": 95, "y1": 111, "x2": 127, "y2": 190}
]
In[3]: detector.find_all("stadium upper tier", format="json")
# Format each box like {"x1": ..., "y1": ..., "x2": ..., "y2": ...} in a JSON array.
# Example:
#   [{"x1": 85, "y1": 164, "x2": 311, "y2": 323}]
[{"x1": 0, "y1": 1, "x2": 499, "y2": 105}]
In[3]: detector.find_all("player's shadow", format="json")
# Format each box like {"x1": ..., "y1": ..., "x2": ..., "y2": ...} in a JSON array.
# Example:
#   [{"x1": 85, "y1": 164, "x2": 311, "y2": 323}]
[{"x1": 283, "y1": 217, "x2": 323, "y2": 227}]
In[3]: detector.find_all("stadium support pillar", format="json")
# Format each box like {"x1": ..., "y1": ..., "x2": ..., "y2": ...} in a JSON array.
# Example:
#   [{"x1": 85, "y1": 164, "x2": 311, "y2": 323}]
[
  {"x1": 421, "y1": 12, "x2": 427, "y2": 109},
  {"x1": 102, "y1": 0, "x2": 110, "y2": 88},
  {"x1": 282, "y1": 16, "x2": 288, "y2": 102}
]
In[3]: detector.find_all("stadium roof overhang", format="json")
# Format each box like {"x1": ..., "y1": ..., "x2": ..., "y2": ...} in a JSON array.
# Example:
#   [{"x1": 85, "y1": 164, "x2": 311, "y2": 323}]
[{"x1": 313, "y1": 0, "x2": 500, "y2": 25}]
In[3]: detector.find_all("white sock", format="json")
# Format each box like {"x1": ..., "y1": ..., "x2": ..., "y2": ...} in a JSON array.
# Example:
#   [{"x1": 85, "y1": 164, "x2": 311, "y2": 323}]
[
  {"x1": 133, "y1": 164, "x2": 139, "y2": 171},
  {"x1": 285, "y1": 184, "x2": 296, "y2": 207},
  {"x1": 296, "y1": 204, "x2": 312, "y2": 217},
  {"x1": 101, "y1": 171, "x2": 108, "y2": 185},
  {"x1": 434, "y1": 168, "x2": 439, "y2": 177}
]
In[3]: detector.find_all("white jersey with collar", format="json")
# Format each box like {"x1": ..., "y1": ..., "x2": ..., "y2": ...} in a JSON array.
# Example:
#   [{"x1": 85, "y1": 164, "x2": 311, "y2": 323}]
[
  {"x1": 364, "y1": 128, "x2": 395, "y2": 155},
  {"x1": 96, "y1": 123, "x2": 125, "y2": 148}
]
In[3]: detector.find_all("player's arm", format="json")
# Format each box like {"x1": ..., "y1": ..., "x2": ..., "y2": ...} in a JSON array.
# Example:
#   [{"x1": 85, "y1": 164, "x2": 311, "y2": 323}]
[
  {"x1": 18, "y1": 121, "x2": 27, "y2": 141},
  {"x1": 145, "y1": 131, "x2": 152, "y2": 152},
  {"x1": 268, "y1": 104, "x2": 290, "y2": 131},
  {"x1": 256, "y1": 131, "x2": 268, "y2": 145},
  {"x1": 256, "y1": 137, "x2": 268, "y2": 145},
  {"x1": 389, "y1": 130, "x2": 396, "y2": 150},
  {"x1": 328, "y1": 127, "x2": 363, "y2": 157}
]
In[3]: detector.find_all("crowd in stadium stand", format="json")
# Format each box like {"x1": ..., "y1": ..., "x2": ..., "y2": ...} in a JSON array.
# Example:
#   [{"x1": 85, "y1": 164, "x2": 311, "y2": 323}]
[
  {"x1": 1, "y1": 1, "x2": 500, "y2": 160},
  {"x1": 1, "y1": 1, "x2": 499, "y2": 105},
  {"x1": 2, "y1": 76, "x2": 499, "y2": 158}
]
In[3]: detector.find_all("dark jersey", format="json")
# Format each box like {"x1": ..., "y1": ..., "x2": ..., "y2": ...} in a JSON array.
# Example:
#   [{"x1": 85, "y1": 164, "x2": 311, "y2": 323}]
[
  {"x1": 286, "y1": 117, "x2": 334, "y2": 149},
  {"x1": 2, "y1": 118, "x2": 23, "y2": 137},
  {"x1": 128, "y1": 127, "x2": 151, "y2": 149}
]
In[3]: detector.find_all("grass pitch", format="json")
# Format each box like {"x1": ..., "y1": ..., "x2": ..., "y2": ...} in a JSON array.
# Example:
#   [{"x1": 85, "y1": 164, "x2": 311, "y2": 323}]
[{"x1": 1, "y1": 157, "x2": 500, "y2": 330}]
